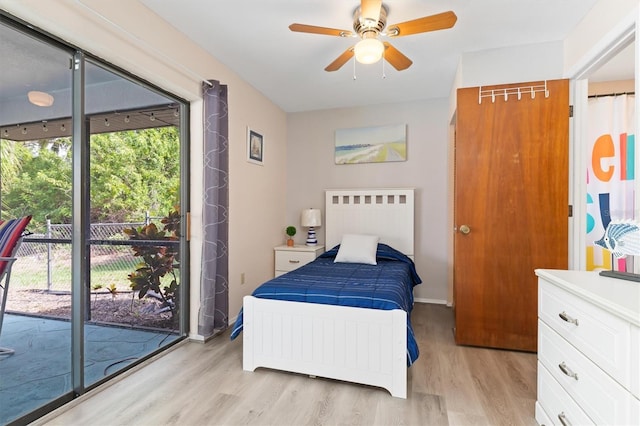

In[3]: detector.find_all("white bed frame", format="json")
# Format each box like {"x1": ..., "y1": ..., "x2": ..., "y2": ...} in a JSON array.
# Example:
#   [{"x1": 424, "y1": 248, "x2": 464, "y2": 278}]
[{"x1": 242, "y1": 188, "x2": 415, "y2": 398}]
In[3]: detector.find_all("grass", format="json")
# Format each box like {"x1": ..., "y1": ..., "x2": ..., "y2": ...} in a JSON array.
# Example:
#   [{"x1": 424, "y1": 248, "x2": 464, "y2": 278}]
[{"x1": 11, "y1": 255, "x2": 137, "y2": 292}]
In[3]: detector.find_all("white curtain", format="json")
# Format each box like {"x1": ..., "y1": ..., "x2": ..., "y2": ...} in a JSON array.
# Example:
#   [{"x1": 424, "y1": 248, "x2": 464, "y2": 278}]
[{"x1": 586, "y1": 94, "x2": 635, "y2": 271}]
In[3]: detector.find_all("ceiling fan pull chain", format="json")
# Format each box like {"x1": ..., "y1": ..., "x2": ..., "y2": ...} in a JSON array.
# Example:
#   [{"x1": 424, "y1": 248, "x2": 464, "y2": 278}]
[
  {"x1": 382, "y1": 53, "x2": 386, "y2": 79},
  {"x1": 353, "y1": 57, "x2": 357, "y2": 80}
]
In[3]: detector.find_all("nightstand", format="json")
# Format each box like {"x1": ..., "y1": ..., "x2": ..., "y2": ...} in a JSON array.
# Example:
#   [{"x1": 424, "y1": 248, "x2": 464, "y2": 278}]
[{"x1": 274, "y1": 245, "x2": 325, "y2": 277}]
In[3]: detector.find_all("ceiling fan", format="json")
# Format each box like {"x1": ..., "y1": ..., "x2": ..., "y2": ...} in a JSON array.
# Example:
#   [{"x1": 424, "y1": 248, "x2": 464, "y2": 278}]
[{"x1": 289, "y1": 0, "x2": 457, "y2": 72}]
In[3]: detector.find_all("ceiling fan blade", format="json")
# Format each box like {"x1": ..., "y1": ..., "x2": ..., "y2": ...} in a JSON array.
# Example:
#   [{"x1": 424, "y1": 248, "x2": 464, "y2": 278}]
[
  {"x1": 289, "y1": 23, "x2": 353, "y2": 37},
  {"x1": 383, "y1": 42, "x2": 412, "y2": 71},
  {"x1": 325, "y1": 47, "x2": 355, "y2": 72},
  {"x1": 360, "y1": 0, "x2": 382, "y2": 22},
  {"x1": 386, "y1": 11, "x2": 457, "y2": 37}
]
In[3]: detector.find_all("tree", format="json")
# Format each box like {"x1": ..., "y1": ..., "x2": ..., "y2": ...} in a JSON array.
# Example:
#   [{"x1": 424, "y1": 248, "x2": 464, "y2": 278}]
[
  {"x1": 89, "y1": 127, "x2": 180, "y2": 222},
  {"x1": 1, "y1": 127, "x2": 180, "y2": 227},
  {"x1": 2, "y1": 140, "x2": 72, "y2": 225},
  {"x1": 0, "y1": 139, "x2": 28, "y2": 193}
]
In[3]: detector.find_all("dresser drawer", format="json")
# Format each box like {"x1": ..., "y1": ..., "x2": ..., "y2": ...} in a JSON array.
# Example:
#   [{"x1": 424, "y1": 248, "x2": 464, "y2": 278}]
[
  {"x1": 275, "y1": 250, "x2": 316, "y2": 272},
  {"x1": 538, "y1": 279, "x2": 631, "y2": 388},
  {"x1": 535, "y1": 401, "x2": 553, "y2": 426},
  {"x1": 539, "y1": 320, "x2": 637, "y2": 425},
  {"x1": 537, "y1": 361, "x2": 595, "y2": 426}
]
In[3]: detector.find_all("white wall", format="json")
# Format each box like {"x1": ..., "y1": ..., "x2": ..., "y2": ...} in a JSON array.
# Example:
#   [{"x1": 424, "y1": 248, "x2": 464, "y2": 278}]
[
  {"x1": 287, "y1": 99, "x2": 450, "y2": 303},
  {"x1": 0, "y1": 0, "x2": 288, "y2": 338},
  {"x1": 459, "y1": 41, "x2": 565, "y2": 88},
  {"x1": 564, "y1": 0, "x2": 639, "y2": 70}
]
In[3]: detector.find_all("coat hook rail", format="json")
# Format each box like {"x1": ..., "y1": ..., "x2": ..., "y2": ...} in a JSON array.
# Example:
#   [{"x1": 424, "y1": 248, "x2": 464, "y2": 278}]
[{"x1": 478, "y1": 81, "x2": 549, "y2": 104}]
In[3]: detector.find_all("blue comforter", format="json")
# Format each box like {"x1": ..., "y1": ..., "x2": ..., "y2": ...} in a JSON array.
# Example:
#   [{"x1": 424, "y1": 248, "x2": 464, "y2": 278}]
[{"x1": 230, "y1": 243, "x2": 422, "y2": 366}]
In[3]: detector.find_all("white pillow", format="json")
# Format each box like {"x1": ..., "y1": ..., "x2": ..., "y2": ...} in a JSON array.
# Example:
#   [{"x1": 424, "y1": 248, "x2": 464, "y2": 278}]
[{"x1": 334, "y1": 234, "x2": 380, "y2": 265}]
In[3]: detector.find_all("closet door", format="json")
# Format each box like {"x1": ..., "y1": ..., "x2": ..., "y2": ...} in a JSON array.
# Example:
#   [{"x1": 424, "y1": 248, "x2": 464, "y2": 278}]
[{"x1": 454, "y1": 79, "x2": 569, "y2": 351}]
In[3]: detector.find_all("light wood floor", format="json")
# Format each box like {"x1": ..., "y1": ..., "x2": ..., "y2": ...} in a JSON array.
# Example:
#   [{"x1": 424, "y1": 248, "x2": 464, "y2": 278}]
[{"x1": 34, "y1": 304, "x2": 538, "y2": 426}]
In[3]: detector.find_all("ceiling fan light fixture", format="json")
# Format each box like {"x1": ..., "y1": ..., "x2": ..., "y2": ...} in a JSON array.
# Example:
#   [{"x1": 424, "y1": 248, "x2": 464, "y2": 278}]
[
  {"x1": 354, "y1": 37, "x2": 384, "y2": 64},
  {"x1": 290, "y1": 6, "x2": 456, "y2": 72},
  {"x1": 27, "y1": 90, "x2": 54, "y2": 107}
]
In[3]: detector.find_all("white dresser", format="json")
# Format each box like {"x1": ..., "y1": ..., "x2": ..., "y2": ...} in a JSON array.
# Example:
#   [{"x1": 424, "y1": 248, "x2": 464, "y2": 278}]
[{"x1": 535, "y1": 269, "x2": 640, "y2": 426}]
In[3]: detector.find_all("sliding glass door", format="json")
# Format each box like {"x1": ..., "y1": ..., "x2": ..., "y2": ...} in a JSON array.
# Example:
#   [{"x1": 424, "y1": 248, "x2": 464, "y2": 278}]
[
  {"x1": 0, "y1": 19, "x2": 75, "y2": 424},
  {"x1": 0, "y1": 15, "x2": 189, "y2": 424},
  {"x1": 83, "y1": 60, "x2": 184, "y2": 388}
]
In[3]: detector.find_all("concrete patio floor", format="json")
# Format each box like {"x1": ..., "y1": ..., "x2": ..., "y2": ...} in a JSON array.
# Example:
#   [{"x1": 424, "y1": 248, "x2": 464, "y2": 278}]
[{"x1": 0, "y1": 314, "x2": 179, "y2": 424}]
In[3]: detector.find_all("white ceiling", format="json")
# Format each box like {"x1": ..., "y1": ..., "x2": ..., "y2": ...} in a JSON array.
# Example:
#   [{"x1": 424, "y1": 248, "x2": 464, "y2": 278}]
[{"x1": 139, "y1": 0, "x2": 634, "y2": 113}]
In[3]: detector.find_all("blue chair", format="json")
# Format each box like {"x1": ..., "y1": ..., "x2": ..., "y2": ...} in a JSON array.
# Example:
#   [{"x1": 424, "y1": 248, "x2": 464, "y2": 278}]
[{"x1": 0, "y1": 216, "x2": 32, "y2": 357}]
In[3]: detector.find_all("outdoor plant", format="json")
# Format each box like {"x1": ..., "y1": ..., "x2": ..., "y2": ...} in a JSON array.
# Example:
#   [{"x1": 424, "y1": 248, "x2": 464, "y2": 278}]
[
  {"x1": 106, "y1": 283, "x2": 118, "y2": 302},
  {"x1": 124, "y1": 205, "x2": 180, "y2": 321},
  {"x1": 91, "y1": 284, "x2": 103, "y2": 308}
]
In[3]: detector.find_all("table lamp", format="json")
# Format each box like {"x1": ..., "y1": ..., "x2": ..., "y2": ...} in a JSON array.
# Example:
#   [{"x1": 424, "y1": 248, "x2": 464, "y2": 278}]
[{"x1": 301, "y1": 208, "x2": 322, "y2": 246}]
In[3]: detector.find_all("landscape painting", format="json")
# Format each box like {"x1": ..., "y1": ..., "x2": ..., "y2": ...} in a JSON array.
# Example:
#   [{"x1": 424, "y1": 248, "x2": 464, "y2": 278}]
[{"x1": 335, "y1": 124, "x2": 407, "y2": 164}]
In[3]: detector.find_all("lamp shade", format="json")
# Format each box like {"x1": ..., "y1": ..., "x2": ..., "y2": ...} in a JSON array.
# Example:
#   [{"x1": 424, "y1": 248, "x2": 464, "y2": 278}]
[
  {"x1": 27, "y1": 91, "x2": 54, "y2": 107},
  {"x1": 301, "y1": 208, "x2": 322, "y2": 227}
]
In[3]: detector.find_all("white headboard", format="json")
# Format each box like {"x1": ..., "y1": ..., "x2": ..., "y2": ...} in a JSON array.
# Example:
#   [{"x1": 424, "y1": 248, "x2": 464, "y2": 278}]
[{"x1": 325, "y1": 188, "x2": 415, "y2": 256}]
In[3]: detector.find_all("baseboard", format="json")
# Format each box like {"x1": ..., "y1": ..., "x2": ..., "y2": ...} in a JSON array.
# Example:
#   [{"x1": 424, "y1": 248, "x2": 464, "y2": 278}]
[
  {"x1": 414, "y1": 298, "x2": 448, "y2": 305},
  {"x1": 188, "y1": 333, "x2": 205, "y2": 342},
  {"x1": 189, "y1": 314, "x2": 237, "y2": 343}
]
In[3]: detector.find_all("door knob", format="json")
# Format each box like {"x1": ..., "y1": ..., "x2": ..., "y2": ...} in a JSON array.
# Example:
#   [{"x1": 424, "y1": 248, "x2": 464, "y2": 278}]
[{"x1": 459, "y1": 225, "x2": 471, "y2": 235}]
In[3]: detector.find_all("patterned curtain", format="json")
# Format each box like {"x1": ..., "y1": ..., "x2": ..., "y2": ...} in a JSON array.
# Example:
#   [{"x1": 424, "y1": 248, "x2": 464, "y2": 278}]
[
  {"x1": 198, "y1": 80, "x2": 229, "y2": 337},
  {"x1": 586, "y1": 94, "x2": 635, "y2": 271}
]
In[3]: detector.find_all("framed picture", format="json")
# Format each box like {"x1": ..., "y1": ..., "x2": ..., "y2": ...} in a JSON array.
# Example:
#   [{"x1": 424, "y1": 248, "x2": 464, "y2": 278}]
[
  {"x1": 247, "y1": 127, "x2": 264, "y2": 165},
  {"x1": 335, "y1": 123, "x2": 407, "y2": 165}
]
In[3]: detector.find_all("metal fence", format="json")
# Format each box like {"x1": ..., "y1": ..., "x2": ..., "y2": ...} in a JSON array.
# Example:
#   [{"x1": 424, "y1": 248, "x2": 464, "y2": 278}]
[{"x1": 14, "y1": 216, "x2": 157, "y2": 293}]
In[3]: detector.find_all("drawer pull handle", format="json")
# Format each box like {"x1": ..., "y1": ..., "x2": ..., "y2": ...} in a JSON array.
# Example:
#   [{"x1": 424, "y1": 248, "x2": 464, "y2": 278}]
[
  {"x1": 288, "y1": 260, "x2": 300, "y2": 264},
  {"x1": 559, "y1": 311, "x2": 579, "y2": 326},
  {"x1": 558, "y1": 412, "x2": 572, "y2": 426},
  {"x1": 558, "y1": 362, "x2": 579, "y2": 380}
]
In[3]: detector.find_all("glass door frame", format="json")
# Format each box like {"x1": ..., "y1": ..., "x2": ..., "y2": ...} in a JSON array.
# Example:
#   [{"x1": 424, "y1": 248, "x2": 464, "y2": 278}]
[
  {"x1": 0, "y1": 14, "x2": 191, "y2": 423},
  {"x1": 71, "y1": 53, "x2": 192, "y2": 396}
]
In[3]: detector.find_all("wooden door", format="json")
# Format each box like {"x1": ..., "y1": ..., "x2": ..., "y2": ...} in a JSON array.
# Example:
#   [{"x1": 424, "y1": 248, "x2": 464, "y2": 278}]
[{"x1": 454, "y1": 79, "x2": 569, "y2": 352}]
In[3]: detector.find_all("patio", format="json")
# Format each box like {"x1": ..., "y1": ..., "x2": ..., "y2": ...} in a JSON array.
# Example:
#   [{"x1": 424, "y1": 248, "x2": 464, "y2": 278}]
[
  {"x1": 0, "y1": 314, "x2": 179, "y2": 424},
  {"x1": 0, "y1": 222, "x2": 183, "y2": 424}
]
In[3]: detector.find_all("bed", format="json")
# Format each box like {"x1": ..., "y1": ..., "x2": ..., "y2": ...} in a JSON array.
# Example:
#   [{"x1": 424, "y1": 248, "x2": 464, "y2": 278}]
[{"x1": 230, "y1": 188, "x2": 418, "y2": 398}]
